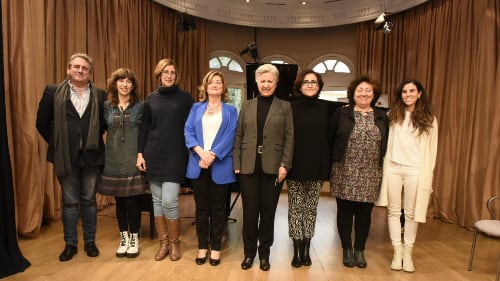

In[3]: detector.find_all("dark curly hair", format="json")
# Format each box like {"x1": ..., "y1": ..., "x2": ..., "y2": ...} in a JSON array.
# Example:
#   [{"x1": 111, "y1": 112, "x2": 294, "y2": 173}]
[
  {"x1": 347, "y1": 75, "x2": 381, "y2": 107},
  {"x1": 106, "y1": 68, "x2": 140, "y2": 106},
  {"x1": 293, "y1": 69, "x2": 324, "y2": 97},
  {"x1": 388, "y1": 79, "x2": 434, "y2": 136}
]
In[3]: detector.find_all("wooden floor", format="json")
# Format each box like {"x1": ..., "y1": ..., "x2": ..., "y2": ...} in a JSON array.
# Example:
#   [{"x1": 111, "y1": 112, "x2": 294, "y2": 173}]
[{"x1": 7, "y1": 193, "x2": 500, "y2": 281}]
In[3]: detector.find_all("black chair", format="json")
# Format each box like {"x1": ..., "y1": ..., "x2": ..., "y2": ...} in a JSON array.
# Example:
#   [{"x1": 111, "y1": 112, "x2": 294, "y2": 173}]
[
  {"x1": 138, "y1": 193, "x2": 156, "y2": 239},
  {"x1": 226, "y1": 181, "x2": 240, "y2": 223}
]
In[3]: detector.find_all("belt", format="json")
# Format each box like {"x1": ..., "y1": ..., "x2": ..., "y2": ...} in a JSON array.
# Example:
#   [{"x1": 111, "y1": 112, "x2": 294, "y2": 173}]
[{"x1": 257, "y1": 145, "x2": 263, "y2": 154}]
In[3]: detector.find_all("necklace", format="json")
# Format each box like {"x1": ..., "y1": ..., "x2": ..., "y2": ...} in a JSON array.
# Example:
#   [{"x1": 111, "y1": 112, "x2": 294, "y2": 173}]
[{"x1": 207, "y1": 103, "x2": 221, "y2": 114}]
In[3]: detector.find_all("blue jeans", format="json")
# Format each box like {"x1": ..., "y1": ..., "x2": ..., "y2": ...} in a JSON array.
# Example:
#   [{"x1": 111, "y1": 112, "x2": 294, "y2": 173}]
[
  {"x1": 57, "y1": 165, "x2": 101, "y2": 246},
  {"x1": 149, "y1": 181, "x2": 180, "y2": 219}
]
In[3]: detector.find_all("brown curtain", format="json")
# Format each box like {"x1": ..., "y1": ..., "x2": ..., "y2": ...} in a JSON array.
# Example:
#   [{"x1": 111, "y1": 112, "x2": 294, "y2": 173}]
[
  {"x1": 2, "y1": 0, "x2": 207, "y2": 236},
  {"x1": 356, "y1": 0, "x2": 500, "y2": 228}
]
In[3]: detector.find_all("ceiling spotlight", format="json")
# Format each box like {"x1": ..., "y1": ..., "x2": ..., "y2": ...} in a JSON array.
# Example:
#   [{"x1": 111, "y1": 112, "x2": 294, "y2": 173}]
[
  {"x1": 239, "y1": 42, "x2": 259, "y2": 62},
  {"x1": 374, "y1": 13, "x2": 394, "y2": 34},
  {"x1": 177, "y1": 13, "x2": 196, "y2": 32}
]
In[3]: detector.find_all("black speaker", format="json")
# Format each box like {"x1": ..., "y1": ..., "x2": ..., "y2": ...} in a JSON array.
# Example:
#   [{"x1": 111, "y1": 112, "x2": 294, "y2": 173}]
[{"x1": 245, "y1": 63, "x2": 298, "y2": 101}]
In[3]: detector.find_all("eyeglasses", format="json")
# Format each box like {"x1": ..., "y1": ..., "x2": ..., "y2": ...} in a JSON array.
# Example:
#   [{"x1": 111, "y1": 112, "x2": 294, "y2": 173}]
[
  {"x1": 161, "y1": 70, "x2": 176, "y2": 76},
  {"x1": 302, "y1": 80, "x2": 318, "y2": 86}
]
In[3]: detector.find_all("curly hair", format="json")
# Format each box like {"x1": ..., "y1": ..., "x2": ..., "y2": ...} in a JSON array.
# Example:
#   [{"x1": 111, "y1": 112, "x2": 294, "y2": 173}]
[
  {"x1": 293, "y1": 69, "x2": 324, "y2": 97},
  {"x1": 347, "y1": 75, "x2": 381, "y2": 107},
  {"x1": 388, "y1": 79, "x2": 434, "y2": 136},
  {"x1": 197, "y1": 70, "x2": 229, "y2": 102},
  {"x1": 106, "y1": 68, "x2": 140, "y2": 107}
]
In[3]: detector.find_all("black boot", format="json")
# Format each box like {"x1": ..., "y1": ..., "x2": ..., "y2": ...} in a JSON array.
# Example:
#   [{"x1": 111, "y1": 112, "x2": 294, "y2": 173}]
[
  {"x1": 291, "y1": 239, "x2": 302, "y2": 268},
  {"x1": 354, "y1": 249, "x2": 367, "y2": 268},
  {"x1": 302, "y1": 238, "x2": 312, "y2": 266},
  {"x1": 343, "y1": 248, "x2": 355, "y2": 267}
]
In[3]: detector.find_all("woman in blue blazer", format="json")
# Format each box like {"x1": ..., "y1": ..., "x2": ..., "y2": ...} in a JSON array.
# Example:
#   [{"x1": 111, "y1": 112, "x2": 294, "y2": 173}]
[{"x1": 185, "y1": 70, "x2": 238, "y2": 266}]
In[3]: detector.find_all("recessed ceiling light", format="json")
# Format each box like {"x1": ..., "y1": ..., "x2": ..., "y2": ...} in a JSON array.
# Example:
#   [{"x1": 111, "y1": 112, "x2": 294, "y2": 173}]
[
  {"x1": 245, "y1": 0, "x2": 250, "y2": 3},
  {"x1": 301, "y1": 1, "x2": 307, "y2": 5}
]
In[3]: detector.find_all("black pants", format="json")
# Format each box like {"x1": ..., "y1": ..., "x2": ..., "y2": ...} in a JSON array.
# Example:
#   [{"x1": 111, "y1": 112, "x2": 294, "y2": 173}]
[
  {"x1": 192, "y1": 168, "x2": 229, "y2": 251},
  {"x1": 336, "y1": 198, "x2": 374, "y2": 251},
  {"x1": 115, "y1": 195, "x2": 141, "y2": 233},
  {"x1": 239, "y1": 172, "x2": 282, "y2": 260}
]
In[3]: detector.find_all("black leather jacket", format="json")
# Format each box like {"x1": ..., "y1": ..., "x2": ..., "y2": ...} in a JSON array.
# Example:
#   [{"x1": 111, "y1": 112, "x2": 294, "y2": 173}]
[{"x1": 327, "y1": 106, "x2": 388, "y2": 167}]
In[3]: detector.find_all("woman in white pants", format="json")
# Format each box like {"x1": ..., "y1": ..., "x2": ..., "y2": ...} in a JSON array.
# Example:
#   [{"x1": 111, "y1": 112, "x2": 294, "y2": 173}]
[{"x1": 376, "y1": 79, "x2": 438, "y2": 273}]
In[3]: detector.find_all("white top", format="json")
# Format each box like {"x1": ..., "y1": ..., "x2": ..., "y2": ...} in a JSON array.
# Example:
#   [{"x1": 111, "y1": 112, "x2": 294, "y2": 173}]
[
  {"x1": 69, "y1": 82, "x2": 90, "y2": 117},
  {"x1": 202, "y1": 110, "x2": 222, "y2": 151},
  {"x1": 377, "y1": 117, "x2": 438, "y2": 223},
  {"x1": 389, "y1": 111, "x2": 419, "y2": 167}
]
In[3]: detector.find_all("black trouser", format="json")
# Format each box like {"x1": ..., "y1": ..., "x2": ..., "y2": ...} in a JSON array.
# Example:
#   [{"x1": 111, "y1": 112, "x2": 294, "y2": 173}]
[
  {"x1": 239, "y1": 172, "x2": 282, "y2": 260},
  {"x1": 115, "y1": 195, "x2": 141, "y2": 233},
  {"x1": 192, "y1": 168, "x2": 229, "y2": 251},
  {"x1": 336, "y1": 198, "x2": 374, "y2": 251}
]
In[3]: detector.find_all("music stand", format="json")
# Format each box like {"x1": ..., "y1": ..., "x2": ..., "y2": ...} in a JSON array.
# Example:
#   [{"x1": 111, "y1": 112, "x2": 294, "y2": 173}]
[{"x1": 226, "y1": 181, "x2": 240, "y2": 223}]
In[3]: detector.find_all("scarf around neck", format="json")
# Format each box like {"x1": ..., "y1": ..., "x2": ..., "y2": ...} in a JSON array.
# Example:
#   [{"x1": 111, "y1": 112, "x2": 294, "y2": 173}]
[{"x1": 53, "y1": 79, "x2": 100, "y2": 176}]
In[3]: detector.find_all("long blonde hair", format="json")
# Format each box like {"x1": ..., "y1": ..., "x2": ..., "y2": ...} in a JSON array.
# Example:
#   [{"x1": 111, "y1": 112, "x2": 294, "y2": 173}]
[{"x1": 197, "y1": 70, "x2": 229, "y2": 102}]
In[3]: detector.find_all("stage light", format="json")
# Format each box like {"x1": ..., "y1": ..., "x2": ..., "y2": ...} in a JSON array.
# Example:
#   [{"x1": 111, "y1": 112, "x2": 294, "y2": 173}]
[
  {"x1": 239, "y1": 42, "x2": 259, "y2": 61},
  {"x1": 374, "y1": 13, "x2": 394, "y2": 34},
  {"x1": 177, "y1": 13, "x2": 196, "y2": 32}
]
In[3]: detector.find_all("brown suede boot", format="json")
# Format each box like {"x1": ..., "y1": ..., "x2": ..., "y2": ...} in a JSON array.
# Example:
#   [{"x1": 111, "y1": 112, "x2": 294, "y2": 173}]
[
  {"x1": 166, "y1": 219, "x2": 181, "y2": 261},
  {"x1": 154, "y1": 216, "x2": 169, "y2": 261}
]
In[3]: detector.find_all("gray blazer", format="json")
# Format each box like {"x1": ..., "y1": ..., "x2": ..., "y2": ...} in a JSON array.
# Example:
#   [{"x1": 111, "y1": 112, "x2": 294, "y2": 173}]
[{"x1": 233, "y1": 97, "x2": 294, "y2": 174}]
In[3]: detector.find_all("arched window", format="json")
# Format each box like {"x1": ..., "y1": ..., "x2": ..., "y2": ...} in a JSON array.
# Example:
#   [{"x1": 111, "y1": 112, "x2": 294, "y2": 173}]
[
  {"x1": 308, "y1": 54, "x2": 355, "y2": 103},
  {"x1": 261, "y1": 54, "x2": 300, "y2": 72},
  {"x1": 209, "y1": 56, "x2": 244, "y2": 72},
  {"x1": 208, "y1": 51, "x2": 246, "y2": 113}
]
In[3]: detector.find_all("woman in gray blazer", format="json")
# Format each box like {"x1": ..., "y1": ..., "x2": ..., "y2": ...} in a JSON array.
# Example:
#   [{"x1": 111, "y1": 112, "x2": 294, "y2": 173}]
[{"x1": 233, "y1": 64, "x2": 294, "y2": 271}]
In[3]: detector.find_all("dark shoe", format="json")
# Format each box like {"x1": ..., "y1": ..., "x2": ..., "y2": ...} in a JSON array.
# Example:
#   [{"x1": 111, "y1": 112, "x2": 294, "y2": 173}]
[
  {"x1": 84, "y1": 241, "x2": 100, "y2": 257},
  {"x1": 259, "y1": 258, "x2": 270, "y2": 271},
  {"x1": 342, "y1": 248, "x2": 355, "y2": 267},
  {"x1": 241, "y1": 257, "x2": 254, "y2": 270},
  {"x1": 302, "y1": 238, "x2": 312, "y2": 266},
  {"x1": 354, "y1": 249, "x2": 367, "y2": 268},
  {"x1": 291, "y1": 239, "x2": 302, "y2": 268},
  {"x1": 59, "y1": 244, "x2": 77, "y2": 262},
  {"x1": 209, "y1": 258, "x2": 221, "y2": 266},
  {"x1": 195, "y1": 256, "x2": 207, "y2": 265}
]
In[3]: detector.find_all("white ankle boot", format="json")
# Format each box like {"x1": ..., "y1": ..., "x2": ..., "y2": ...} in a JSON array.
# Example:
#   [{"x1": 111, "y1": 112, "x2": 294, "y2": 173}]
[
  {"x1": 127, "y1": 233, "x2": 139, "y2": 258},
  {"x1": 390, "y1": 245, "x2": 403, "y2": 270},
  {"x1": 116, "y1": 231, "x2": 129, "y2": 258},
  {"x1": 403, "y1": 245, "x2": 415, "y2": 272}
]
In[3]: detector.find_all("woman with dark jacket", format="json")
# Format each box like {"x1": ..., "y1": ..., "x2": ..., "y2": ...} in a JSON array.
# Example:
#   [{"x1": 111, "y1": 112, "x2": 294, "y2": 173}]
[
  {"x1": 233, "y1": 64, "x2": 294, "y2": 271},
  {"x1": 328, "y1": 75, "x2": 388, "y2": 269},
  {"x1": 287, "y1": 69, "x2": 330, "y2": 267}
]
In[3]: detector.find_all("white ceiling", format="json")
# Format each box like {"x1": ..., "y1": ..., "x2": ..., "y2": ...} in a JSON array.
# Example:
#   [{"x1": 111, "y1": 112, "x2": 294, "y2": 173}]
[{"x1": 154, "y1": 0, "x2": 428, "y2": 28}]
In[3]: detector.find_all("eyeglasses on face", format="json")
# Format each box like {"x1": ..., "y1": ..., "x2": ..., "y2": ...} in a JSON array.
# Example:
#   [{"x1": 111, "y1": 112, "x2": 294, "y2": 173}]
[
  {"x1": 302, "y1": 80, "x2": 318, "y2": 86},
  {"x1": 161, "y1": 70, "x2": 176, "y2": 76}
]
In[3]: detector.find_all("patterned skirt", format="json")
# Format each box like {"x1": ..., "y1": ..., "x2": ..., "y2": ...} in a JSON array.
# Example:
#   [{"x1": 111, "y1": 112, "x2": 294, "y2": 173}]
[{"x1": 97, "y1": 172, "x2": 148, "y2": 197}]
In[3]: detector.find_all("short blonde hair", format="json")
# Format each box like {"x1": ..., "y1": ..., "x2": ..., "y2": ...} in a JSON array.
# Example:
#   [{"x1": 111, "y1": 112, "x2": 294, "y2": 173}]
[
  {"x1": 255, "y1": 64, "x2": 279, "y2": 82},
  {"x1": 198, "y1": 70, "x2": 229, "y2": 102},
  {"x1": 153, "y1": 58, "x2": 179, "y2": 85}
]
